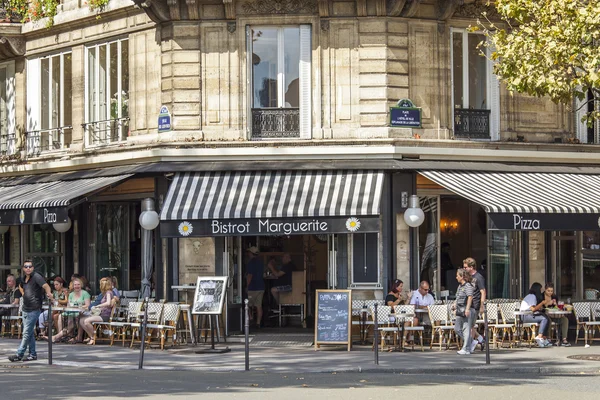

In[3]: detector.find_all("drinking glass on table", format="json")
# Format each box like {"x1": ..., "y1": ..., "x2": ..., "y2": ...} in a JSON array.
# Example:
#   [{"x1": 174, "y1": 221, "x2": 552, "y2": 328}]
[{"x1": 558, "y1": 301, "x2": 564, "y2": 310}]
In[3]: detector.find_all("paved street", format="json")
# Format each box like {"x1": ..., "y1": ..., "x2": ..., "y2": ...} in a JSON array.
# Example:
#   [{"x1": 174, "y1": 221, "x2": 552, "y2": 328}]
[{"x1": 1, "y1": 368, "x2": 600, "y2": 400}]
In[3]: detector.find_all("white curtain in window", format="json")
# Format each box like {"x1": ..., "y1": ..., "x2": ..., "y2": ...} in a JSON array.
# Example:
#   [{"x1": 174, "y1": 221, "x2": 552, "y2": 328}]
[{"x1": 299, "y1": 24, "x2": 312, "y2": 139}]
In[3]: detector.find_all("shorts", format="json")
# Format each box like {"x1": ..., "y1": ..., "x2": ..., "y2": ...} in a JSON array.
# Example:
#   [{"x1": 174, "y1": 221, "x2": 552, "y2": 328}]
[
  {"x1": 247, "y1": 291, "x2": 264, "y2": 308},
  {"x1": 101, "y1": 315, "x2": 110, "y2": 323},
  {"x1": 273, "y1": 285, "x2": 292, "y2": 292}
]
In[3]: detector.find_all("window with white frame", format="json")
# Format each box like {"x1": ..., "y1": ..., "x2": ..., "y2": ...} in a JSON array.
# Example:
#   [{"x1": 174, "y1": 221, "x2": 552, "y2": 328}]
[
  {"x1": 26, "y1": 53, "x2": 72, "y2": 155},
  {"x1": 451, "y1": 29, "x2": 500, "y2": 140},
  {"x1": 85, "y1": 38, "x2": 129, "y2": 146},
  {"x1": 351, "y1": 233, "x2": 380, "y2": 287},
  {"x1": 0, "y1": 61, "x2": 15, "y2": 155},
  {"x1": 575, "y1": 90, "x2": 599, "y2": 144},
  {"x1": 247, "y1": 25, "x2": 311, "y2": 139}
]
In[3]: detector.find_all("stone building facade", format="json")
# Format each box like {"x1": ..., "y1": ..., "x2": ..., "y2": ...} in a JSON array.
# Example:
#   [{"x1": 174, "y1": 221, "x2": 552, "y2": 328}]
[{"x1": 0, "y1": 0, "x2": 598, "y2": 326}]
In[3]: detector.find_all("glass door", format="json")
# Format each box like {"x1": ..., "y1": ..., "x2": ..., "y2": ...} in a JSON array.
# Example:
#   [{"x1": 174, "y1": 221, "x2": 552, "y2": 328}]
[
  {"x1": 488, "y1": 230, "x2": 521, "y2": 299},
  {"x1": 552, "y1": 231, "x2": 578, "y2": 300},
  {"x1": 327, "y1": 234, "x2": 337, "y2": 289}
]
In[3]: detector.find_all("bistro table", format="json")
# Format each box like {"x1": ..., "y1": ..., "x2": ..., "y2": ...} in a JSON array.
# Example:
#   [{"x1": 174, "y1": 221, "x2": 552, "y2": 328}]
[
  {"x1": 513, "y1": 310, "x2": 532, "y2": 346},
  {"x1": 171, "y1": 285, "x2": 199, "y2": 345},
  {"x1": 544, "y1": 309, "x2": 572, "y2": 343}
]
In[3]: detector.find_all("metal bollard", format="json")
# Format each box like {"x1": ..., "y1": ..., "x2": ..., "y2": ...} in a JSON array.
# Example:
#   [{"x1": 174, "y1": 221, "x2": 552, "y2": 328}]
[
  {"x1": 48, "y1": 301, "x2": 52, "y2": 365},
  {"x1": 373, "y1": 303, "x2": 379, "y2": 365},
  {"x1": 138, "y1": 297, "x2": 149, "y2": 370},
  {"x1": 244, "y1": 299, "x2": 250, "y2": 371},
  {"x1": 483, "y1": 301, "x2": 490, "y2": 365}
]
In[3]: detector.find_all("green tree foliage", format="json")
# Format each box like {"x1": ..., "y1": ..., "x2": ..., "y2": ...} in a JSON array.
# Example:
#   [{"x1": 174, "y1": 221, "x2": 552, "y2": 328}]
[{"x1": 477, "y1": 0, "x2": 600, "y2": 122}]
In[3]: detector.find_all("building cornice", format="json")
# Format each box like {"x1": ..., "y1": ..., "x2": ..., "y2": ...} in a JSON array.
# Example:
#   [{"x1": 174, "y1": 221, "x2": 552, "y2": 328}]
[{"x1": 2, "y1": 140, "x2": 600, "y2": 177}]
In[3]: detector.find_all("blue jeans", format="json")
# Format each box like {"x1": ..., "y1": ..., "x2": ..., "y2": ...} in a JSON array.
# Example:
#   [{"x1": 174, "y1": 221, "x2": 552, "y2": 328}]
[
  {"x1": 523, "y1": 313, "x2": 549, "y2": 337},
  {"x1": 17, "y1": 309, "x2": 41, "y2": 358}
]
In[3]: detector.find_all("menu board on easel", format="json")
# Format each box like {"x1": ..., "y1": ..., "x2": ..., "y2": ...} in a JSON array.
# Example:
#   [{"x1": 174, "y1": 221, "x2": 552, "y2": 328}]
[
  {"x1": 191, "y1": 276, "x2": 228, "y2": 315},
  {"x1": 314, "y1": 289, "x2": 352, "y2": 351}
]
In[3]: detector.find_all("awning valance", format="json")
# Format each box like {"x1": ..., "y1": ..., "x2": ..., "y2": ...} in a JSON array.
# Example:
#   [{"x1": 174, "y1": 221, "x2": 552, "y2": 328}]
[
  {"x1": 160, "y1": 171, "x2": 385, "y2": 237},
  {"x1": 0, "y1": 175, "x2": 132, "y2": 225},
  {"x1": 419, "y1": 170, "x2": 600, "y2": 230}
]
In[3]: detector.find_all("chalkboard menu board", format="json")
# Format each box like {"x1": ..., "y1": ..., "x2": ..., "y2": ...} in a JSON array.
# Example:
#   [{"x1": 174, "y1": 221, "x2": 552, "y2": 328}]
[
  {"x1": 314, "y1": 289, "x2": 352, "y2": 351},
  {"x1": 192, "y1": 276, "x2": 228, "y2": 315}
]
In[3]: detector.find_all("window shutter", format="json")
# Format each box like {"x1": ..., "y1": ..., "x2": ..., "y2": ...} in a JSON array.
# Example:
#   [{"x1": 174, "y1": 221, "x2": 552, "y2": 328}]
[
  {"x1": 299, "y1": 24, "x2": 312, "y2": 139},
  {"x1": 574, "y1": 95, "x2": 588, "y2": 143},
  {"x1": 487, "y1": 56, "x2": 500, "y2": 141},
  {"x1": 6, "y1": 62, "x2": 15, "y2": 154},
  {"x1": 26, "y1": 59, "x2": 41, "y2": 133}
]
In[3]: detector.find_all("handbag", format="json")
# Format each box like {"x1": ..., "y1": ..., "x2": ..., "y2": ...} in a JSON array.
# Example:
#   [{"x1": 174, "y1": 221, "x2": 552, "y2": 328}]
[
  {"x1": 90, "y1": 306, "x2": 101, "y2": 316},
  {"x1": 456, "y1": 303, "x2": 466, "y2": 317}
]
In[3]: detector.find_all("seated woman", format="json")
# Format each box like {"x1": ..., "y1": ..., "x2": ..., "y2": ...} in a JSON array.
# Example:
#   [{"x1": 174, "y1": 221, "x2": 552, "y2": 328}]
[
  {"x1": 385, "y1": 279, "x2": 405, "y2": 310},
  {"x1": 38, "y1": 276, "x2": 68, "y2": 340},
  {"x1": 543, "y1": 282, "x2": 571, "y2": 347},
  {"x1": 520, "y1": 282, "x2": 553, "y2": 348},
  {"x1": 52, "y1": 278, "x2": 90, "y2": 343},
  {"x1": 78, "y1": 277, "x2": 113, "y2": 345}
]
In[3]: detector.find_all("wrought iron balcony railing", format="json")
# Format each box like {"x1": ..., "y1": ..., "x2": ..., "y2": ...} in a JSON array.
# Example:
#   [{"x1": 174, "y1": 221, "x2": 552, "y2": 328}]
[
  {"x1": 454, "y1": 108, "x2": 491, "y2": 139},
  {"x1": 83, "y1": 117, "x2": 129, "y2": 147},
  {"x1": 25, "y1": 126, "x2": 73, "y2": 156},
  {"x1": 0, "y1": 132, "x2": 16, "y2": 155},
  {"x1": 0, "y1": 0, "x2": 24, "y2": 22},
  {"x1": 251, "y1": 108, "x2": 300, "y2": 139}
]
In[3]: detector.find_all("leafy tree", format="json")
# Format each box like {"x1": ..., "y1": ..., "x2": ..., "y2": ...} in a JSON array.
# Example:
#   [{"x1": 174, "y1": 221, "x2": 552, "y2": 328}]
[{"x1": 477, "y1": 0, "x2": 600, "y2": 123}]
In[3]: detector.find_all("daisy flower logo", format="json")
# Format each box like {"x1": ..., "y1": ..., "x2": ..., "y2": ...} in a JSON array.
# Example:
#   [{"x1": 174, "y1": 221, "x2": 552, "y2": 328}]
[
  {"x1": 178, "y1": 221, "x2": 193, "y2": 236},
  {"x1": 345, "y1": 217, "x2": 361, "y2": 232}
]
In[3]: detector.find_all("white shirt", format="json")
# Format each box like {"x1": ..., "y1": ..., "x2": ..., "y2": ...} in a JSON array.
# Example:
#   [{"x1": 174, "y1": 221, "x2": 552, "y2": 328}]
[
  {"x1": 409, "y1": 290, "x2": 435, "y2": 307},
  {"x1": 520, "y1": 293, "x2": 537, "y2": 311}
]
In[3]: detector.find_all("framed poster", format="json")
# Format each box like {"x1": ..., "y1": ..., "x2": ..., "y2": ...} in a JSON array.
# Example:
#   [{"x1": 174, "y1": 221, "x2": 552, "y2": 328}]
[{"x1": 192, "y1": 276, "x2": 228, "y2": 315}]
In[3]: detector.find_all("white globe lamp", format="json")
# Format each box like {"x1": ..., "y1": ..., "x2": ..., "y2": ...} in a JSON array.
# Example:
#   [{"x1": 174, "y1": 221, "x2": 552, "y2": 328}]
[
  {"x1": 139, "y1": 210, "x2": 160, "y2": 231},
  {"x1": 53, "y1": 217, "x2": 72, "y2": 233},
  {"x1": 403, "y1": 195, "x2": 425, "y2": 228}
]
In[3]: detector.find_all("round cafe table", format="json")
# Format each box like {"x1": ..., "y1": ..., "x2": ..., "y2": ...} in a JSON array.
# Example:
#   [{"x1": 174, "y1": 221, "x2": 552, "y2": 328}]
[{"x1": 545, "y1": 309, "x2": 571, "y2": 343}]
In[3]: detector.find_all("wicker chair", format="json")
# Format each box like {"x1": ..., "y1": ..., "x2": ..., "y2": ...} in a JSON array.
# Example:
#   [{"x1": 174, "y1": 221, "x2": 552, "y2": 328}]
[
  {"x1": 91, "y1": 305, "x2": 117, "y2": 344},
  {"x1": 395, "y1": 305, "x2": 424, "y2": 351},
  {"x1": 130, "y1": 302, "x2": 164, "y2": 348},
  {"x1": 4, "y1": 298, "x2": 23, "y2": 338},
  {"x1": 370, "y1": 305, "x2": 398, "y2": 350},
  {"x1": 486, "y1": 302, "x2": 514, "y2": 348},
  {"x1": 573, "y1": 302, "x2": 597, "y2": 346},
  {"x1": 497, "y1": 302, "x2": 518, "y2": 348},
  {"x1": 144, "y1": 303, "x2": 181, "y2": 350},
  {"x1": 427, "y1": 304, "x2": 455, "y2": 350},
  {"x1": 108, "y1": 301, "x2": 143, "y2": 346}
]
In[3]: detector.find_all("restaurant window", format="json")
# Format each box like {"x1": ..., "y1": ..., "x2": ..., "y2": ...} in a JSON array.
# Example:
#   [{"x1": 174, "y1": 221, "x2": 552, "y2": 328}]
[
  {"x1": 26, "y1": 225, "x2": 63, "y2": 279},
  {"x1": 582, "y1": 231, "x2": 600, "y2": 297},
  {"x1": 247, "y1": 25, "x2": 311, "y2": 139},
  {"x1": 26, "y1": 52, "x2": 72, "y2": 155},
  {"x1": 85, "y1": 38, "x2": 129, "y2": 147},
  {"x1": 351, "y1": 233, "x2": 379, "y2": 286},
  {"x1": 0, "y1": 61, "x2": 15, "y2": 156},
  {"x1": 451, "y1": 29, "x2": 500, "y2": 140}
]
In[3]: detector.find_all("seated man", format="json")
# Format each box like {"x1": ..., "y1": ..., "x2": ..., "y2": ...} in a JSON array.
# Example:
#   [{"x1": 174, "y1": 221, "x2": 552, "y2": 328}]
[
  {"x1": 409, "y1": 280, "x2": 435, "y2": 327},
  {"x1": 268, "y1": 253, "x2": 294, "y2": 306}
]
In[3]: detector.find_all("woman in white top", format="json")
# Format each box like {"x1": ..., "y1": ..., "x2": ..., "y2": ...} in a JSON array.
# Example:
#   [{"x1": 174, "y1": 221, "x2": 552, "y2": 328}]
[{"x1": 520, "y1": 282, "x2": 553, "y2": 348}]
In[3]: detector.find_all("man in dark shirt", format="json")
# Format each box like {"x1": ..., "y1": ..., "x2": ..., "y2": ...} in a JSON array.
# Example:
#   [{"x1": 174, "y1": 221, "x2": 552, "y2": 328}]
[
  {"x1": 268, "y1": 253, "x2": 294, "y2": 306},
  {"x1": 0, "y1": 274, "x2": 21, "y2": 316},
  {"x1": 463, "y1": 257, "x2": 487, "y2": 352},
  {"x1": 246, "y1": 247, "x2": 265, "y2": 327},
  {"x1": 9, "y1": 260, "x2": 53, "y2": 362}
]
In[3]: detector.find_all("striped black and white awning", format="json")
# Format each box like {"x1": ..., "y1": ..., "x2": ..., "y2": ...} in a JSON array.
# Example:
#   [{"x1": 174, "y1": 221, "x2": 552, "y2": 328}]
[
  {"x1": 161, "y1": 170, "x2": 385, "y2": 221},
  {"x1": 420, "y1": 170, "x2": 600, "y2": 214},
  {"x1": 0, "y1": 175, "x2": 131, "y2": 224}
]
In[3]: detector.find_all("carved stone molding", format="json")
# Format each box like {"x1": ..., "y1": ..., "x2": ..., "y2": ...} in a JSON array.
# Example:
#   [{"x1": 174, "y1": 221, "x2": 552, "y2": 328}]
[
  {"x1": 241, "y1": 0, "x2": 317, "y2": 14},
  {"x1": 320, "y1": 19, "x2": 330, "y2": 31},
  {"x1": 355, "y1": 0, "x2": 367, "y2": 16},
  {"x1": 0, "y1": 36, "x2": 25, "y2": 57},
  {"x1": 132, "y1": 0, "x2": 171, "y2": 23},
  {"x1": 223, "y1": 0, "x2": 236, "y2": 19},
  {"x1": 454, "y1": 1, "x2": 502, "y2": 20},
  {"x1": 437, "y1": 0, "x2": 463, "y2": 21},
  {"x1": 402, "y1": 0, "x2": 423, "y2": 18},
  {"x1": 388, "y1": 0, "x2": 407, "y2": 17},
  {"x1": 318, "y1": 0, "x2": 330, "y2": 17},
  {"x1": 227, "y1": 21, "x2": 237, "y2": 33}
]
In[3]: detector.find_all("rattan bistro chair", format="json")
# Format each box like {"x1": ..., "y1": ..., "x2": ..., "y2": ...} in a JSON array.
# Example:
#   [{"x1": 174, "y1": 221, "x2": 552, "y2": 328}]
[
  {"x1": 144, "y1": 303, "x2": 181, "y2": 350},
  {"x1": 573, "y1": 302, "x2": 599, "y2": 346},
  {"x1": 130, "y1": 302, "x2": 164, "y2": 348},
  {"x1": 370, "y1": 305, "x2": 398, "y2": 350},
  {"x1": 91, "y1": 305, "x2": 117, "y2": 345},
  {"x1": 497, "y1": 302, "x2": 519, "y2": 348},
  {"x1": 395, "y1": 305, "x2": 424, "y2": 351},
  {"x1": 5, "y1": 298, "x2": 23, "y2": 338},
  {"x1": 108, "y1": 301, "x2": 143, "y2": 346},
  {"x1": 486, "y1": 302, "x2": 515, "y2": 349},
  {"x1": 427, "y1": 304, "x2": 455, "y2": 350}
]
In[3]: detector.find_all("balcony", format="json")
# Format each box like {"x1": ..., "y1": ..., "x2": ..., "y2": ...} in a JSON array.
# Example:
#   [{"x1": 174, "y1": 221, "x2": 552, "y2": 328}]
[
  {"x1": 251, "y1": 108, "x2": 299, "y2": 139},
  {"x1": 0, "y1": 132, "x2": 16, "y2": 155},
  {"x1": 0, "y1": 1, "x2": 23, "y2": 23},
  {"x1": 83, "y1": 118, "x2": 129, "y2": 147},
  {"x1": 25, "y1": 127, "x2": 73, "y2": 156},
  {"x1": 454, "y1": 108, "x2": 491, "y2": 139}
]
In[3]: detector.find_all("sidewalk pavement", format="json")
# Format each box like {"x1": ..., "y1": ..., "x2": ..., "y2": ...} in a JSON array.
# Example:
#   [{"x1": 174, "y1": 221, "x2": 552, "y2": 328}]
[{"x1": 1, "y1": 338, "x2": 600, "y2": 375}]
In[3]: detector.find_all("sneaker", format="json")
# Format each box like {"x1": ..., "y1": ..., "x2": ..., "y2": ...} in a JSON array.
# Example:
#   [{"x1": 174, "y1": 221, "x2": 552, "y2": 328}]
[
  {"x1": 535, "y1": 338, "x2": 545, "y2": 348},
  {"x1": 544, "y1": 341, "x2": 553, "y2": 348},
  {"x1": 562, "y1": 341, "x2": 572, "y2": 347},
  {"x1": 8, "y1": 355, "x2": 23, "y2": 362},
  {"x1": 23, "y1": 355, "x2": 37, "y2": 362},
  {"x1": 470, "y1": 340, "x2": 478, "y2": 352},
  {"x1": 480, "y1": 336, "x2": 486, "y2": 352},
  {"x1": 457, "y1": 349, "x2": 470, "y2": 355}
]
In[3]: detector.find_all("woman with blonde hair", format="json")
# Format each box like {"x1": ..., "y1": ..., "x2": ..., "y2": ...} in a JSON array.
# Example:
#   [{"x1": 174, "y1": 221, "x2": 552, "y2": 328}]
[
  {"x1": 78, "y1": 277, "x2": 113, "y2": 345},
  {"x1": 52, "y1": 277, "x2": 90, "y2": 343}
]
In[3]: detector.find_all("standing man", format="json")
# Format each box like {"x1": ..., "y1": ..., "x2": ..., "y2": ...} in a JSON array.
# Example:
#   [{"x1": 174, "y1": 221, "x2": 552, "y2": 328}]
[
  {"x1": 0, "y1": 274, "x2": 21, "y2": 316},
  {"x1": 463, "y1": 257, "x2": 486, "y2": 352},
  {"x1": 246, "y1": 247, "x2": 265, "y2": 328},
  {"x1": 9, "y1": 260, "x2": 53, "y2": 362},
  {"x1": 268, "y1": 253, "x2": 294, "y2": 306}
]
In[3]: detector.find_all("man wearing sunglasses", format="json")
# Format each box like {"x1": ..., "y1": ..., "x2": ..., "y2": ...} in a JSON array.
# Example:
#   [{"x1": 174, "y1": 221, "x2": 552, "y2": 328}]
[{"x1": 8, "y1": 260, "x2": 53, "y2": 362}]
